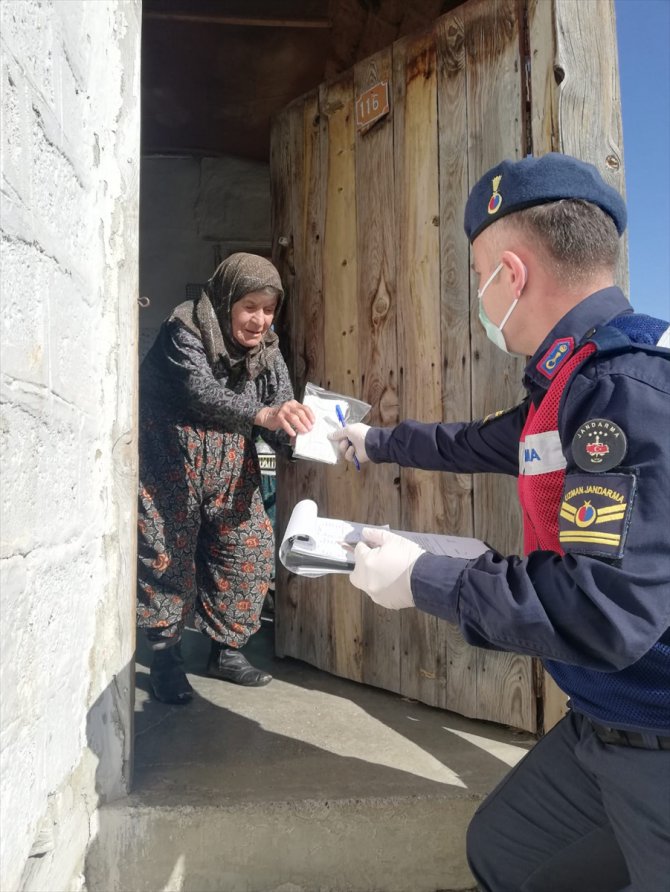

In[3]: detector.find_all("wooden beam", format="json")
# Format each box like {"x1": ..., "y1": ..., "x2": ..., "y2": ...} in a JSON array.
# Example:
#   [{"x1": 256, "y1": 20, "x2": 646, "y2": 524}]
[{"x1": 144, "y1": 12, "x2": 331, "y2": 28}]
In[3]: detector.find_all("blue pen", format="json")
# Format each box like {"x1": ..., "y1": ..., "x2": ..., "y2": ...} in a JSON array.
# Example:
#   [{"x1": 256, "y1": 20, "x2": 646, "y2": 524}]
[{"x1": 335, "y1": 404, "x2": 360, "y2": 470}]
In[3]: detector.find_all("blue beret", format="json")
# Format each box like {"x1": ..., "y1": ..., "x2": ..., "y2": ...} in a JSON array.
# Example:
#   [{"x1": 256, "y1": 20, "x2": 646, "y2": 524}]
[{"x1": 464, "y1": 153, "x2": 627, "y2": 242}]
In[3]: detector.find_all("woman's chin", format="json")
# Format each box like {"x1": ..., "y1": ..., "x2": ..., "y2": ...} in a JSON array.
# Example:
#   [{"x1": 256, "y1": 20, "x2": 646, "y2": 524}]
[{"x1": 236, "y1": 334, "x2": 263, "y2": 348}]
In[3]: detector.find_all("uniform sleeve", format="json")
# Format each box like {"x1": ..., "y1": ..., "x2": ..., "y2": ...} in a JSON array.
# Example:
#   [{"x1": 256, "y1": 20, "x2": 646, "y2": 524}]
[
  {"x1": 410, "y1": 354, "x2": 670, "y2": 672},
  {"x1": 158, "y1": 321, "x2": 258, "y2": 436},
  {"x1": 365, "y1": 401, "x2": 528, "y2": 475}
]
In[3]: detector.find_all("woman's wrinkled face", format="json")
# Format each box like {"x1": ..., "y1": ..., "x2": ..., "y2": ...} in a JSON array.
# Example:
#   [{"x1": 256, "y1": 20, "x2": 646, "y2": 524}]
[{"x1": 230, "y1": 290, "x2": 278, "y2": 348}]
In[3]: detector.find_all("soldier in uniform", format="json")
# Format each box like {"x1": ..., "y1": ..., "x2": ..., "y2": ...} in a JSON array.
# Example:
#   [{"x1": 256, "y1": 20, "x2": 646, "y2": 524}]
[{"x1": 331, "y1": 154, "x2": 670, "y2": 892}]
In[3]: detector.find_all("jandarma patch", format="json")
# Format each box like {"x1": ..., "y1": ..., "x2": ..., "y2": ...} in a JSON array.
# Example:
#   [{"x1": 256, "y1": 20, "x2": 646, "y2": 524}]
[
  {"x1": 571, "y1": 418, "x2": 627, "y2": 472},
  {"x1": 536, "y1": 337, "x2": 574, "y2": 379},
  {"x1": 559, "y1": 473, "x2": 636, "y2": 558}
]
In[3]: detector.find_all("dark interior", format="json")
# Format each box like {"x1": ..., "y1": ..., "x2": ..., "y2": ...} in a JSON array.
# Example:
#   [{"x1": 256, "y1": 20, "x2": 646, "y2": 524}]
[{"x1": 142, "y1": 0, "x2": 460, "y2": 161}]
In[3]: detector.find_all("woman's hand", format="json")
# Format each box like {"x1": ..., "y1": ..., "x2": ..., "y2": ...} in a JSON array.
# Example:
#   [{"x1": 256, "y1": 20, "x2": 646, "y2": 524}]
[{"x1": 255, "y1": 400, "x2": 315, "y2": 438}]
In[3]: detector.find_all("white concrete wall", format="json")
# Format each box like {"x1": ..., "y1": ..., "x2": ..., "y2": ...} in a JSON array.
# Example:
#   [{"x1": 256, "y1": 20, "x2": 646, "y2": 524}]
[
  {"x1": 0, "y1": 1, "x2": 141, "y2": 890},
  {"x1": 139, "y1": 155, "x2": 271, "y2": 358}
]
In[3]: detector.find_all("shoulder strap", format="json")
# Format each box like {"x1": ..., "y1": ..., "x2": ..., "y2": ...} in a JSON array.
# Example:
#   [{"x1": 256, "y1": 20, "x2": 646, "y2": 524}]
[
  {"x1": 581, "y1": 319, "x2": 670, "y2": 360},
  {"x1": 583, "y1": 324, "x2": 632, "y2": 355}
]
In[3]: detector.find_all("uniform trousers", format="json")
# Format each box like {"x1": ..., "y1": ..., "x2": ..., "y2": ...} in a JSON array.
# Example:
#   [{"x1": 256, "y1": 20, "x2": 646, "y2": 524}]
[
  {"x1": 467, "y1": 709, "x2": 670, "y2": 892},
  {"x1": 136, "y1": 409, "x2": 274, "y2": 648}
]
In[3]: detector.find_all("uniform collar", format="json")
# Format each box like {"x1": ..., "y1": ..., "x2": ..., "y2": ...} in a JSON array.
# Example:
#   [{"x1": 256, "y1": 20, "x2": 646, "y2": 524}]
[{"x1": 524, "y1": 287, "x2": 632, "y2": 391}]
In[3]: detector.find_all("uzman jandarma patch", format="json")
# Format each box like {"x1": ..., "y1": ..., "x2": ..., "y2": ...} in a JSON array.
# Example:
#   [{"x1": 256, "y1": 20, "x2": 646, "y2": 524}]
[{"x1": 559, "y1": 473, "x2": 636, "y2": 558}]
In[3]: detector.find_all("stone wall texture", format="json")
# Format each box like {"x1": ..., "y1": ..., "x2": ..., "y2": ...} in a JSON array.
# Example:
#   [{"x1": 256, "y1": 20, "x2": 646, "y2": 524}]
[{"x1": 0, "y1": 1, "x2": 141, "y2": 889}]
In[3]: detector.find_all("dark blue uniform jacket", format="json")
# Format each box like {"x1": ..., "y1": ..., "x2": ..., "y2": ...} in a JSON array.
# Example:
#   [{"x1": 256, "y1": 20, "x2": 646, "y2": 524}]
[{"x1": 366, "y1": 288, "x2": 670, "y2": 733}]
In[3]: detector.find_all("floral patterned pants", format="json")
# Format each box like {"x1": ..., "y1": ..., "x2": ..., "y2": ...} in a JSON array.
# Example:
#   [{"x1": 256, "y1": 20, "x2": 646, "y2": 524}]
[{"x1": 136, "y1": 410, "x2": 274, "y2": 648}]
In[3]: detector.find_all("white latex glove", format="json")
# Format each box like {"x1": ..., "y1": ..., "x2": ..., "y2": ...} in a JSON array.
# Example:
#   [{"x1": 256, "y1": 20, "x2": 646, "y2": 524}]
[
  {"x1": 350, "y1": 528, "x2": 425, "y2": 609},
  {"x1": 328, "y1": 422, "x2": 371, "y2": 465}
]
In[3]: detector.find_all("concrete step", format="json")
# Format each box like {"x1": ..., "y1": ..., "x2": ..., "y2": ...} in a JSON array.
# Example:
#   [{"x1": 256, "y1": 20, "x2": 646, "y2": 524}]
[{"x1": 85, "y1": 622, "x2": 533, "y2": 892}]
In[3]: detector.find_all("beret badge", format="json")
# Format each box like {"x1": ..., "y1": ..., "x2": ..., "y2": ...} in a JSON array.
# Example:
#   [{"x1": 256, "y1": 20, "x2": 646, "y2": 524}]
[{"x1": 487, "y1": 175, "x2": 503, "y2": 215}]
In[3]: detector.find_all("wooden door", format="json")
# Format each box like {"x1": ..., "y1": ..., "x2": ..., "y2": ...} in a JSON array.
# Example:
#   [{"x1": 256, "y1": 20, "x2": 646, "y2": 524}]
[{"x1": 270, "y1": 0, "x2": 626, "y2": 734}]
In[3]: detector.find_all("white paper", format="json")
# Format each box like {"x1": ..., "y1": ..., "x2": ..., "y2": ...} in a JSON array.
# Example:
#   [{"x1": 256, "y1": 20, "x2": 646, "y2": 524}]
[
  {"x1": 292, "y1": 394, "x2": 347, "y2": 464},
  {"x1": 280, "y1": 499, "x2": 387, "y2": 577}
]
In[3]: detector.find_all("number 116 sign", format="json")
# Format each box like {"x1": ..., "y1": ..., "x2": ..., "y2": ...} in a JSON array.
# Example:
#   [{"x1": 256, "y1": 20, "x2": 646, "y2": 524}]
[{"x1": 355, "y1": 81, "x2": 390, "y2": 132}]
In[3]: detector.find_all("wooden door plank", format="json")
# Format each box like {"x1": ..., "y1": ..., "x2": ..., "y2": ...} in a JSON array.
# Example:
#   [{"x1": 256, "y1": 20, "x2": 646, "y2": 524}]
[
  {"x1": 393, "y1": 27, "x2": 443, "y2": 704},
  {"x1": 296, "y1": 92, "x2": 332, "y2": 670},
  {"x1": 353, "y1": 47, "x2": 403, "y2": 692},
  {"x1": 271, "y1": 99, "x2": 305, "y2": 660},
  {"x1": 354, "y1": 47, "x2": 400, "y2": 691},
  {"x1": 272, "y1": 94, "x2": 335, "y2": 671},
  {"x1": 320, "y1": 73, "x2": 364, "y2": 683},
  {"x1": 552, "y1": 0, "x2": 628, "y2": 292},
  {"x1": 434, "y1": 7, "x2": 481, "y2": 716},
  {"x1": 271, "y1": 102, "x2": 297, "y2": 658},
  {"x1": 464, "y1": 0, "x2": 535, "y2": 731},
  {"x1": 528, "y1": 0, "x2": 559, "y2": 159},
  {"x1": 291, "y1": 93, "x2": 334, "y2": 672},
  {"x1": 526, "y1": 0, "x2": 567, "y2": 732}
]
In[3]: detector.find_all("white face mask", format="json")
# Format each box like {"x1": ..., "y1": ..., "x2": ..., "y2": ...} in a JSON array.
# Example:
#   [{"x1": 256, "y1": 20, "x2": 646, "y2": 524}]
[{"x1": 477, "y1": 261, "x2": 520, "y2": 354}]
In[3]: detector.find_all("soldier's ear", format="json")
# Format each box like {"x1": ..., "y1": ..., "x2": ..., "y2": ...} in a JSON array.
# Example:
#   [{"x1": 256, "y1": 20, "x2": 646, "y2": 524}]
[{"x1": 501, "y1": 250, "x2": 528, "y2": 298}]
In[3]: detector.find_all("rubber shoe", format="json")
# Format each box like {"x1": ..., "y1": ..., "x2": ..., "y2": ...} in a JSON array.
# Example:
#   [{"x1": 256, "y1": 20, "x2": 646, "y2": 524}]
[
  {"x1": 207, "y1": 644, "x2": 272, "y2": 687},
  {"x1": 149, "y1": 641, "x2": 194, "y2": 705}
]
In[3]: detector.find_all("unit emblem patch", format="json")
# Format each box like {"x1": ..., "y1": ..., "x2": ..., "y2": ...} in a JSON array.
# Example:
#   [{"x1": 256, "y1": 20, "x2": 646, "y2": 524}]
[
  {"x1": 571, "y1": 418, "x2": 627, "y2": 472},
  {"x1": 537, "y1": 337, "x2": 574, "y2": 379},
  {"x1": 559, "y1": 473, "x2": 636, "y2": 558}
]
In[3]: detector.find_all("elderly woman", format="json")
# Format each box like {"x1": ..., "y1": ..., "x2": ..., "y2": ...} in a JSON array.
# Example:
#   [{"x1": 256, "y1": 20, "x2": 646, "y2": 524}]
[{"x1": 137, "y1": 253, "x2": 313, "y2": 704}]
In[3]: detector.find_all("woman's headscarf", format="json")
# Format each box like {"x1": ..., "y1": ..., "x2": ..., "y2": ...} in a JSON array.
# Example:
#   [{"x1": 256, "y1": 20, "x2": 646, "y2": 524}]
[{"x1": 171, "y1": 253, "x2": 284, "y2": 381}]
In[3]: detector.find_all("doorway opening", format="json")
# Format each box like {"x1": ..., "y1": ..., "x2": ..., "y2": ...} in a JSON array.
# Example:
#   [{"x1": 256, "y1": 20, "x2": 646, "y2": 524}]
[{"x1": 137, "y1": 1, "x2": 459, "y2": 715}]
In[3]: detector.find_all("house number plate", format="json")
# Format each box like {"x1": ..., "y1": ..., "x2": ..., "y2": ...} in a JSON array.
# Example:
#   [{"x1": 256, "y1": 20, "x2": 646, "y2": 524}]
[{"x1": 355, "y1": 81, "x2": 390, "y2": 131}]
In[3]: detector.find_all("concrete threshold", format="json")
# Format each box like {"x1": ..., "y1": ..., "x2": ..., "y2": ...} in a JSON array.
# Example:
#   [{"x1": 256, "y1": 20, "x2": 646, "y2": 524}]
[{"x1": 86, "y1": 619, "x2": 534, "y2": 892}]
